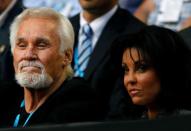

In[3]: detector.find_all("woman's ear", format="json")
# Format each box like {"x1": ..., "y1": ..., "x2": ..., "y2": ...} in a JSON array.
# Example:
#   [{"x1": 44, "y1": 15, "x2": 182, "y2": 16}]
[{"x1": 62, "y1": 49, "x2": 73, "y2": 66}]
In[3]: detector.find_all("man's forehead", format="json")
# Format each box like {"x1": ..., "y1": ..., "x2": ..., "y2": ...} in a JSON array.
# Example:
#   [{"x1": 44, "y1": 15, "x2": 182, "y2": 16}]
[
  {"x1": 20, "y1": 17, "x2": 57, "y2": 26},
  {"x1": 17, "y1": 18, "x2": 58, "y2": 36}
]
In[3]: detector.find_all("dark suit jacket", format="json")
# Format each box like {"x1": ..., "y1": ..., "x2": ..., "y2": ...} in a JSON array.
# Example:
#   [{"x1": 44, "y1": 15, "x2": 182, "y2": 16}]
[
  {"x1": 179, "y1": 27, "x2": 191, "y2": 50},
  {"x1": 0, "y1": 77, "x2": 97, "y2": 128},
  {"x1": 70, "y1": 7, "x2": 145, "y2": 118},
  {"x1": 0, "y1": 0, "x2": 24, "y2": 82}
]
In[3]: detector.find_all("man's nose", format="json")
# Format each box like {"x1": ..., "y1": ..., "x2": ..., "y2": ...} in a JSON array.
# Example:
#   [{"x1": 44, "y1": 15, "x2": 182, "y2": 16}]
[{"x1": 24, "y1": 46, "x2": 37, "y2": 60}]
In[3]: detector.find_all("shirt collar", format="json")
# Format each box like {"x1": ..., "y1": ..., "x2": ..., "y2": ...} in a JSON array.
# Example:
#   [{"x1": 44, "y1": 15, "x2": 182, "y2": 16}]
[
  {"x1": 80, "y1": 5, "x2": 118, "y2": 37},
  {"x1": 0, "y1": 0, "x2": 17, "y2": 27}
]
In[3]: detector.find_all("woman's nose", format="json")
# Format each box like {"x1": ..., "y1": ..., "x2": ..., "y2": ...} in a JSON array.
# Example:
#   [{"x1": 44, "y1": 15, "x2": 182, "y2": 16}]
[{"x1": 124, "y1": 71, "x2": 137, "y2": 86}]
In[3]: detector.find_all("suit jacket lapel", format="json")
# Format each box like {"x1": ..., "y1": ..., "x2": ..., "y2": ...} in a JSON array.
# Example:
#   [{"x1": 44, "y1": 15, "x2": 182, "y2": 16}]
[
  {"x1": 70, "y1": 8, "x2": 144, "y2": 79},
  {"x1": 0, "y1": 0, "x2": 24, "y2": 46},
  {"x1": 70, "y1": 15, "x2": 80, "y2": 48},
  {"x1": 70, "y1": 15, "x2": 80, "y2": 67},
  {"x1": 84, "y1": 8, "x2": 125, "y2": 79}
]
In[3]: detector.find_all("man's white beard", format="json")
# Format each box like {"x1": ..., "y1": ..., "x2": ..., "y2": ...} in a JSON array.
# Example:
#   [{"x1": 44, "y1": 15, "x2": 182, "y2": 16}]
[{"x1": 15, "y1": 60, "x2": 53, "y2": 89}]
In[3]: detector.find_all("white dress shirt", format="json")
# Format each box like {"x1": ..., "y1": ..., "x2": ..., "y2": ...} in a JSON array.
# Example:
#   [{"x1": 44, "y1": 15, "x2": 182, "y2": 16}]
[{"x1": 78, "y1": 5, "x2": 118, "y2": 52}]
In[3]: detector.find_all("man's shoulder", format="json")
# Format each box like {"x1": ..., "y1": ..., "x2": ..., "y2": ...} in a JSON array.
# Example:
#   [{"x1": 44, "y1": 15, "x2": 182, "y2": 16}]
[
  {"x1": 111, "y1": 7, "x2": 139, "y2": 20},
  {"x1": 53, "y1": 77, "x2": 94, "y2": 101},
  {"x1": 179, "y1": 27, "x2": 191, "y2": 50},
  {"x1": 26, "y1": 77, "x2": 93, "y2": 115},
  {"x1": 37, "y1": 77, "x2": 97, "y2": 124},
  {"x1": 105, "y1": 7, "x2": 145, "y2": 34},
  {"x1": 69, "y1": 14, "x2": 80, "y2": 24},
  {"x1": 63, "y1": 77, "x2": 91, "y2": 90}
]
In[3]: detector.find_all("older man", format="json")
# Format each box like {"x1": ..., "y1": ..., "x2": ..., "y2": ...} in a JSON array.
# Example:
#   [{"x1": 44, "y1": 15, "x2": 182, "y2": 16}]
[{"x1": 0, "y1": 7, "x2": 96, "y2": 128}]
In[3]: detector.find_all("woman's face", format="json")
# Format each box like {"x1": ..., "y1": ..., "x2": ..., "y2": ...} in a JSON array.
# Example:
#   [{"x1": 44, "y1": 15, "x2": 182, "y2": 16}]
[{"x1": 122, "y1": 48, "x2": 160, "y2": 106}]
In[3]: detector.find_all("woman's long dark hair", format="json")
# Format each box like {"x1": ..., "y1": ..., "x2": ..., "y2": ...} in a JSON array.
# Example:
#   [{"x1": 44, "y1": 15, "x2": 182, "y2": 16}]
[{"x1": 111, "y1": 25, "x2": 191, "y2": 115}]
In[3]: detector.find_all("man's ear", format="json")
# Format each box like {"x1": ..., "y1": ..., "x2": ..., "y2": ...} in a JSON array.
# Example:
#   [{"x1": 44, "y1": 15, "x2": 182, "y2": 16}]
[{"x1": 62, "y1": 49, "x2": 73, "y2": 66}]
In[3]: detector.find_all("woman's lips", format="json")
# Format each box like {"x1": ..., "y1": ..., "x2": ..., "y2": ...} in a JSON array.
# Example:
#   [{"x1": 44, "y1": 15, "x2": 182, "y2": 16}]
[{"x1": 129, "y1": 89, "x2": 141, "y2": 97}]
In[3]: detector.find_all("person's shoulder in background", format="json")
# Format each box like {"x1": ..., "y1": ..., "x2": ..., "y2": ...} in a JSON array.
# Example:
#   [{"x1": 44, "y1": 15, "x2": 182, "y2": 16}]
[{"x1": 179, "y1": 26, "x2": 191, "y2": 50}]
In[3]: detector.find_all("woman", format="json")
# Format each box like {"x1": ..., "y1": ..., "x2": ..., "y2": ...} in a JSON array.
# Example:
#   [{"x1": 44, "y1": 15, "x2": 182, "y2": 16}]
[{"x1": 108, "y1": 26, "x2": 191, "y2": 120}]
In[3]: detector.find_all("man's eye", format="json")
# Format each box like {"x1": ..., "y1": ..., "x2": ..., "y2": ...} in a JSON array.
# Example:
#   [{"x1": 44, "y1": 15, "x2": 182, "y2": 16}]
[
  {"x1": 16, "y1": 43, "x2": 27, "y2": 48},
  {"x1": 37, "y1": 42, "x2": 48, "y2": 49},
  {"x1": 38, "y1": 43, "x2": 46, "y2": 47}
]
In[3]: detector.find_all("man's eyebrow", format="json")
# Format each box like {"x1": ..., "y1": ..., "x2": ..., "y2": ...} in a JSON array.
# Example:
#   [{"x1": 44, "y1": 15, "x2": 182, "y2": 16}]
[
  {"x1": 16, "y1": 37, "x2": 26, "y2": 43},
  {"x1": 35, "y1": 37, "x2": 50, "y2": 43}
]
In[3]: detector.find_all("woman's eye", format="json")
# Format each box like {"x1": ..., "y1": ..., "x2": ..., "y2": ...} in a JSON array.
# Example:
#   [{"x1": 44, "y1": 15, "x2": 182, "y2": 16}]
[
  {"x1": 137, "y1": 64, "x2": 148, "y2": 73},
  {"x1": 122, "y1": 64, "x2": 129, "y2": 74}
]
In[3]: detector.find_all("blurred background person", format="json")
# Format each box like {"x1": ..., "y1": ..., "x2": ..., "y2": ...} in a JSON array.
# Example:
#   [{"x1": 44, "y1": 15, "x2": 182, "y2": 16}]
[
  {"x1": 108, "y1": 26, "x2": 191, "y2": 120},
  {"x1": 119, "y1": 0, "x2": 145, "y2": 14},
  {"x1": 23, "y1": 0, "x2": 81, "y2": 17},
  {"x1": 70, "y1": 0, "x2": 145, "y2": 119},
  {"x1": 0, "y1": 0, "x2": 24, "y2": 84},
  {"x1": 134, "y1": 0, "x2": 191, "y2": 31},
  {"x1": 179, "y1": 26, "x2": 191, "y2": 50}
]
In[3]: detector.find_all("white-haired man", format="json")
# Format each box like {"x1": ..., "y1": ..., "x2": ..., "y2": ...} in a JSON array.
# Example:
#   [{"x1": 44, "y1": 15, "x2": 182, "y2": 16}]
[{"x1": 0, "y1": 7, "x2": 97, "y2": 128}]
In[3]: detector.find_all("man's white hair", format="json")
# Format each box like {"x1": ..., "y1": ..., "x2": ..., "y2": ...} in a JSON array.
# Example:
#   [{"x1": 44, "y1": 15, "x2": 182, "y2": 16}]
[{"x1": 10, "y1": 7, "x2": 75, "y2": 78}]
